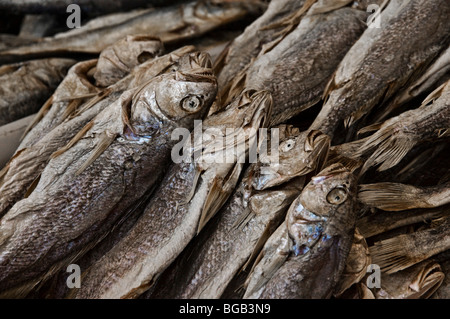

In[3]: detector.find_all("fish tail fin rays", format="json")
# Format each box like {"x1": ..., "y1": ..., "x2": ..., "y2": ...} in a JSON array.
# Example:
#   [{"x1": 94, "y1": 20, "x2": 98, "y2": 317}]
[
  {"x1": 75, "y1": 131, "x2": 117, "y2": 176},
  {"x1": 50, "y1": 120, "x2": 94, "y2": 159},
  {"x1": 196, "y1": 163, "x2": 243, "y2": 235},
  {"x1": 370, "y1": 218, "x2": 450, "y2": 274},
  {"x1": 20, "y1": 95, "x2": 54, "y2": 142},
  {"x1": 358, "y1": 182, "x2": 429, "y2": 211},
  {"x1": 305, "y1": 130, "x2": 331, "y2": 174}
]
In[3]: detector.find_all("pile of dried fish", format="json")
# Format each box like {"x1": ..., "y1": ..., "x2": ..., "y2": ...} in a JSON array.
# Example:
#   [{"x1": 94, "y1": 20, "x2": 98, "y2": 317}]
[{"x1": 0, "y1": 0, "x2": 449, "y2": 300}]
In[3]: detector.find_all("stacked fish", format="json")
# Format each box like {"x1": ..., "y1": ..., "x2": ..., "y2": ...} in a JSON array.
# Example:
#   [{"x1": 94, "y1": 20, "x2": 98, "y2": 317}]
[{"x1": 0, "y1": 0, "x2": 449, "y2": 299}]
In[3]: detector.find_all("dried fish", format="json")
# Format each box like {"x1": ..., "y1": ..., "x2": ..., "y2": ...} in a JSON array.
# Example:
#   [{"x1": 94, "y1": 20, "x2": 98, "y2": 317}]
[
  {"x1": 334, "y1": 228, "x2": 371, "y2": 297},
  {"x1": 357, "y1": 205, "x2": 450, "y2": 239},
  {"x1": 245, "y1": 163, "x2": 358, "y2": 298},
  {"x1": 215, "y1": 0, "x2": 307, "y2": 92},
  {"x1": 146, "y1": 126, "x2": 324, "y2": 299},
  {"x1": 71, "y1": 89, "x2": 272, "y2": 299},
  {"x1": 0, "y1": 0, "x2": 178, "y2": 17},
  {"x1": 223, "y1": 6, "x2": 367, "y2": 126},
  {"x1": 358, "y1": 181, "x2": 450, "y2": 211},
  {"x1": 375, "y1": 260, "x2": 444, "y2": 299},
  {"x1": 0, "y1": 58, "x2": 75, "y2": 126},
  {"x1": 0, "y1": 52, "x2": 217, "y2": 298},
  {"x1": 355, "y1": 80, "x2": 450, "y2": 173},
  {"x1": 0, "y1": 46, "x2": 194, "y2": 219},
  {"x1": 310, "y1": 0, "x2": 450, "y2": 138},
  {"x1": 0, "y1": 0, "x2": 252, "y2": 64},
  {"x1": 370, "y1": 217, "x2": 450, "y2": 274},
  {"x1": 19, "y1": 36, "x2": 164, "y2": 149}
]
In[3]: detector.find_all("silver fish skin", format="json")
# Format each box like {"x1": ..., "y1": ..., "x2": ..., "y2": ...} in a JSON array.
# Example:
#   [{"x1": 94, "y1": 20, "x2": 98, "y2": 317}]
[
  {"x1": 310, "y1": 0, "x2": 450, "y2": 138},
  {"x1": 71, "y1": 89, "x2": 272, "y2": 299},
  {"x1": 0, "y1": 47, "x2": 195, "y2": 220},
  {"x1": 246, "y1": 163, "x2": 358, "y2": 299},
  {"x1": 235, "y1": 7, "x2": 367, "y2": 127},
  {"x1": 0, "y1": 52, "x2": 217, "y2": 298},
  {"x1": 0, "y1": 58, "x2": 75, "y2": 126},
  {"x1": 0, "y1": 0, "x2": 251, "y2": 64}
]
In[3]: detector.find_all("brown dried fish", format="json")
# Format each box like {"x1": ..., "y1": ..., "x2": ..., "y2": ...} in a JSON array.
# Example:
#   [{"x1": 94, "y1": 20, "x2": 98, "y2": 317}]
[
  {"x1": 375, "y1": 260, "x2": 444, "y2": 299},
  {"x1": 146, "y1": 126, "x2": 325, "y2": 299},
  {"x1": 334, "y1": 228, "x2": 371, "y2": 297},
  {"x1": 357, "y1": 205, "x2": 450, "y2": 239},
  {"x1": 358, "y1": 181, "x2": 450, "y2": 211},
  {"x1": 0, "y1": 46, "x2": 194, "y2": 219},
  {"x1": 223, "y1": 6, "x2": 367, "y2": 126},
  {"x1": 0, "y1": 0, "x2": 252, "y2": 64},
  {"x1": 71, "y1": 89, "x2": 272, "y2": 299},
  {"x1": 215, "y1": 0, "x2": 307, "y2": 92},
  {"x1": 310, "y1": 0, "x2": 450, "y2": 138},
  {"x1": 355, "y1": 80, "x2": 450, "y2": 173},
  {"x1": 370, "y1": 217, "x2": 450, "y2": 274},
  {"x1": 19, "y1": 36, "x2": 164, "y2": 149},
  {"x1": 245, "y1": 163, "x2": 358, "y2": 299},
  {"x1": 0, "y1": 52, "x2": 217, "y2": 298},
  {"x1": 0, "y1": 58, "x2": 75, "y2": 126}
]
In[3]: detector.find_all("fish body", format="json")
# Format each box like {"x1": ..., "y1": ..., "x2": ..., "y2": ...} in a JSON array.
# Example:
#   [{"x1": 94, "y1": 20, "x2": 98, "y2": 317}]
[
  {"x1": 227, "y1": 7, "x2": 367, "y2": 126},
  {"x1": 72, "y1": 89, "x2": 272, "y2": 299},
  {"x1": 0, "y1": 0, "x2": 252, "y2": 64},
  {"x1": 0, "y1": 46, "x2": 190, "y2": 220},
  {"x1": 0, "y1": 52, "x2": 217, "y2": 298},
  {"x1": 146, "y1": 126, "x2": 322, "y2": 299},
  {"x1": 310, "y1": 0, "x2": 450, "y2": 138},
  {"x1": 245, "y1": 163, "x2": 358, "y2": 299},
  {"x1": 0, "y1": 58, "x2": 75, "y2": 126},
  {"x1": 355, "y1": 80, "x2": 450, "y2": 173}
]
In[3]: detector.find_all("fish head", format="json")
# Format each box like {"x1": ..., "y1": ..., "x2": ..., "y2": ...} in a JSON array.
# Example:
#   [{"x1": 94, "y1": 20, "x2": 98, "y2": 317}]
[
  {"x1": 252, "y1": 130, "x2": 331, "y2": 190},
  {"x1": 287, "y1": 163, "x2": 357, "y2": 256},
  {"x1": 94, "y1": 35, "x2": 164, "y2": 87},
  {"x1": 132, "y1": 51, "x2": 217, "y2": 130}
]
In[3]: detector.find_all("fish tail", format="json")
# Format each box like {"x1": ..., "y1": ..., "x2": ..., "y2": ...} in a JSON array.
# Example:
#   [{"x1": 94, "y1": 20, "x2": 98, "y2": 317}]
[{"x1": 358, "y1": 182, "x2": 428, "y2": 211}]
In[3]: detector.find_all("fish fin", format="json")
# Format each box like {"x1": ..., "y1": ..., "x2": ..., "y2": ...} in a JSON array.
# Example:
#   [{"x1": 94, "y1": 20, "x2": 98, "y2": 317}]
[
  {"x1": 421, "y1": 81, "x2": 447, "y2": 106},
  {"x1": 357, "y1": 122, "x2": 382, "y2": 136},
  {"x1": 75, "y1": 131, "x2": 117, "y2": 176},
  {"x1": 220, "y1": 67, "x2": 248, "y2": 106},
  {"x1": 61, "y1": 98, "x2": 83, "y2": 122},
  {"x1": 369, "y1": 235, "x2": 424, "y2": 274},
  {"x1": 242, "y1": 222, "x2": 273, "y2": 272},
  {"x1": 306, "y1": 130, "x2": 331, "y2": 173},
  {"x1": 0, "y1": 148, "x2": 27, "y2": 185},
  {"x1": 183, "y1": 167, "x2": 203, "y2": 205},
  {"x1": 20, "y1": 95, "x2": 54, "y2": 142},
  {"x1": 356, "y1": 121, "x2": 418, "y2": 174},
  {"x1": 51, "y1": 120, "x2": 94, "y2": 159},
  {"x1": 358, "y1": 183, "x2": 428, "y2": 211},
  {"x1": 326, "y1": 152, "x2": 362, "y2": 173},
  {"x1": 120, "y1": 92, "x2": 136, "y2": 134},
  {"x1": 322, "y1": 71, "x2": 337, "y2": 103},
  {"x1": 73, "y1": 88, "x2": 112, "y2": 118},
  {"x1": 212, "y1": 41, "x2": 230, "y2": 76},
  {"x1": 197, "y1": 163, "x2": 243, "y2": 234},
  {"x1": 24, "y1": 174, "x2": 41, "y2": 198}
]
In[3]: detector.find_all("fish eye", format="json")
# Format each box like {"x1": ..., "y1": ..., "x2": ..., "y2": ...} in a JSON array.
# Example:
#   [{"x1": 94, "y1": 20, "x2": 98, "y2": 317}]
[
  {"x1": 326, "y1": 187, "x2": 348, "y2": 205},
  {"x1": 181, "y1": 95, "x2": 203, "y2": 112},
  {"x1": 280, "y1": 139, "x2": 295, "y2": 152}
]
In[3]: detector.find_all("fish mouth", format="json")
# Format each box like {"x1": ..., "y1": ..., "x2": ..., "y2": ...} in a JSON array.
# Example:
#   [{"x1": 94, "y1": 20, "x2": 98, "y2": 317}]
[{"x1": 252, "y1": 130, "x2": 330, "y2": 190}]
